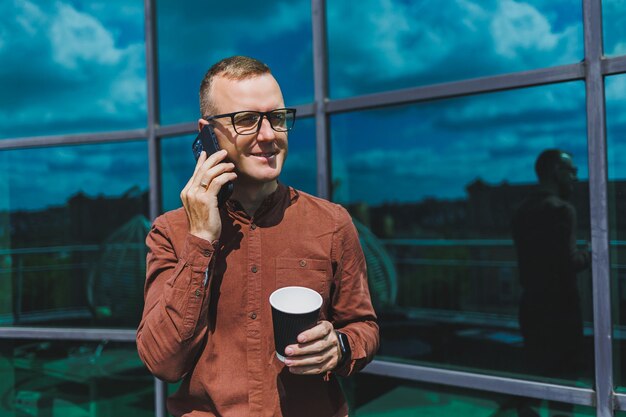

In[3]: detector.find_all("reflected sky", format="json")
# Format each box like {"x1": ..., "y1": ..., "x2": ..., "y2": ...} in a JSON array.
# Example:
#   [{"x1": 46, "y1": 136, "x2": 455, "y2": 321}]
[
  {"x1": 0, "y1": 0, "x2": 146, "y2": 138},
  {"x1": 2, "y1": 1, "x2": 626, "y2": 211},
  {"x1": 156, "y1": 0, "x2": 314, "y2": 125},
  {"x1": 0, "y1": 141, "x2": 149, "y2": 211},
  {"x1": 603, "y1": 0, "x2": 626, "y2": 57},
  {"x1": 328, "y1": 0, "x2": 583, "y2": 98},
  {"x1": 332, "y1": 81, "x2": 588, "y2": 205}
]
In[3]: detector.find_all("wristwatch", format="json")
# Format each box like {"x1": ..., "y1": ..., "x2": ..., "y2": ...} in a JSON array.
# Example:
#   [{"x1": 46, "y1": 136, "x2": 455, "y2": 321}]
[{"x1": 335, "y1": 330, "x2": 351, "y2": 369}]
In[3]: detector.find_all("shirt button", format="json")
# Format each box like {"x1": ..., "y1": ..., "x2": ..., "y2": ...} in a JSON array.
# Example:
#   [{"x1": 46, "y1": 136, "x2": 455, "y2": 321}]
[
  {"x1": 194, "y1": 289, "x2": 201, "y2": 297},
  {"x1": 251, "y1": 224, "x2": 257, "y2": 230},
  {"x1": 251, "y1": 265, "x2": 258, "y2": 273},
  {"x1": 250, "y1": 312, "x2": 257, "y2": 319},
  {"x1": 203, "y1": 249, "x2": 211, "y2": 257},
  {"x1": 299, "y1": 260, "x2": 307, "y2": 267}
]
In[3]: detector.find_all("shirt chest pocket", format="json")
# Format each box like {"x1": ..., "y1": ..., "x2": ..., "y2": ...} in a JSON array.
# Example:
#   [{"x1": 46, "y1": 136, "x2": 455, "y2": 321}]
[{"x1": 274, "y1": 258, "x2": 331, "y2": 300}]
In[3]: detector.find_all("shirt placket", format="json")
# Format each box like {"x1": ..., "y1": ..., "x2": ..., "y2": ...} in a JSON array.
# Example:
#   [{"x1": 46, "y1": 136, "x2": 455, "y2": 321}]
[{"x1": 246, "y1": 219, "x2": 264, "y2": 415}]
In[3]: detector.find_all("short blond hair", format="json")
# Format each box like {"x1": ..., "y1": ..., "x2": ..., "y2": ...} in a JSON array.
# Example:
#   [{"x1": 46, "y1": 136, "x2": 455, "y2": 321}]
[{"x1": 199, "y1": 56, "x2": 272, "y2": 116}]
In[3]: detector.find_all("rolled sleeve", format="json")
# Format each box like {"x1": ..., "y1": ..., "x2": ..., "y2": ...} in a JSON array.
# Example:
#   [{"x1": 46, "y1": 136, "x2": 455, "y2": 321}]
[
  {"x1": 136, "y1": 214, "x2": 217, "y2": 382},
  {"x1": 330, "y1": 205, "x2": 380, "y2": 376}
]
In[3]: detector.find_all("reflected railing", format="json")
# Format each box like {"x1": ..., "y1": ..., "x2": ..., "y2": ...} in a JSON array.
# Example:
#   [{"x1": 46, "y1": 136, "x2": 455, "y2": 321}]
[
  {"x1": 0, "y1": 243, "x2": 146, "y2": 326},
  {"x1": 1, "y1": 238, "x2": 624, "y2": 331}
]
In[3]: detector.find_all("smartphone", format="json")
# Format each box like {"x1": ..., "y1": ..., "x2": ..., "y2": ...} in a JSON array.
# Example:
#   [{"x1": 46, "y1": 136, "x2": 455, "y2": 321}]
[{"x1": 191, "y1": 124, "x2": 234, "y2": 206}]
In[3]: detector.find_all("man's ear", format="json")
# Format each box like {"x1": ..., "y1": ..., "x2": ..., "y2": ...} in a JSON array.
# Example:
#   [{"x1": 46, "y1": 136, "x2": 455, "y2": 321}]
[{"x1": 198, "y1": 118, "x2": 209, "y2": 132}]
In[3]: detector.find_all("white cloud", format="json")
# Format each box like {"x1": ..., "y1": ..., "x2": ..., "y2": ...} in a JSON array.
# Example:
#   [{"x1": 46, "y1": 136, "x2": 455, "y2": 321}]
[
  {"x1": 327, "y1": 0, "x2": 582, "y2": 97},
  {"x1": 491, "y1": 0, "x2": 558, "y2": 58},
  {"x1": 0, "y1": 0, "x2": 146, "y2": 137},
  {"x1": 157, "y1": 0, "x2": 310, "y2": 64},
  {"x1": 50, "y1": 2, "x2": 122, "y2": 69}
]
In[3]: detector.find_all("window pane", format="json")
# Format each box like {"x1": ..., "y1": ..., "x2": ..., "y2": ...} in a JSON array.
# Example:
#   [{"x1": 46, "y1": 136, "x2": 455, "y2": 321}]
[
  {"x1": 607, "y1": 74, "x2": 626, "y2": 389},
  {"x1": 0, "y1": 1, "x2": 146, "y2": 139},
  {"x1": 157, "y1": 0, "x2": 313, "y2": 125},
  {"x1": 278, "y1": 117, "x2": 317, "y2": 196},
  {"x1": 327, "y1": 0, "x2": 583, "y2": 99},
  {"x1": 350, "y1": 373, "x2": 594, "y2": 416},
  {"x1": 603, "y1": 0, "x2": 626, "y2": 57},
  {"x1": 331, "y1": 82, "x2": 594, "y2": 385},
  {"x1": 0, "y1": 340, "x2": 153, "y2": 416},
  {"x1": 161, "y1": 119, "x2": 317, "y2": 213},
  {"x1": 0, "y1": 142, "x2": 149, "y2": 328}
]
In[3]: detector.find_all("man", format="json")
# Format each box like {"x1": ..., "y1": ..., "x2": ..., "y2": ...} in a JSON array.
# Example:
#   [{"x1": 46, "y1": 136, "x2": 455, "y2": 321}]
[
  {"x1": 511, "y1": 149, "x2": 590, "y2": 416},
  {"x1": 136, "y1": 56, "x2": 379, "y2": 417}
]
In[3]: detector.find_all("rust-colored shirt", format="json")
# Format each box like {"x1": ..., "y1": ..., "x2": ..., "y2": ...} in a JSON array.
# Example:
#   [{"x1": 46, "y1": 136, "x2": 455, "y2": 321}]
[{"x1": 137, "y1": 184, "x2": 379, "y2": 417}]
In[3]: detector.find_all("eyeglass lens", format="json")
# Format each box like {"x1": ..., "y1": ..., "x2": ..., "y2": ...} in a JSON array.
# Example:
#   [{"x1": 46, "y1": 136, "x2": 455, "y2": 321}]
[{"x1": 232, "y1": 110, "x2": 294, "y2": 134}]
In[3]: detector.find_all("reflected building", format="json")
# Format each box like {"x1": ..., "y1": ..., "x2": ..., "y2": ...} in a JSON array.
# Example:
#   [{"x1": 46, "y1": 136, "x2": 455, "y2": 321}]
[{"x1": 3, "y1": 189, "x2": 149, "y2": 327}]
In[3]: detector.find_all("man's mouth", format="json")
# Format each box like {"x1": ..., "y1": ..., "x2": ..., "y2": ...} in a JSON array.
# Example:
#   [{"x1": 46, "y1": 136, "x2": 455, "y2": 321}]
[{"x1": 250, "y1": 151, "x2": 277, "y2": 158}]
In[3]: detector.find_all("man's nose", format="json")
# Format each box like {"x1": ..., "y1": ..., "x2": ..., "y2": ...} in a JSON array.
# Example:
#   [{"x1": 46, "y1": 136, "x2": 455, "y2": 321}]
[{"x1": 256, "y1": 116, "x2": 275, "y2": 141}]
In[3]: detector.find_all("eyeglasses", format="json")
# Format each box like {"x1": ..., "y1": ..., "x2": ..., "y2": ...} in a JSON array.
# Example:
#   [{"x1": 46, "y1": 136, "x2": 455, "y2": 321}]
[{"x1": 204, "y1": 108, "x2": 296, "y2": 135}]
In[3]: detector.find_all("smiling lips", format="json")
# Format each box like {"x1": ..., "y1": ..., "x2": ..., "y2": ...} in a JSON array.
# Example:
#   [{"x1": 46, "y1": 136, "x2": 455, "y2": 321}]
[{"x1": 250, "y1": 151, "x2": 276, "y2": 158}]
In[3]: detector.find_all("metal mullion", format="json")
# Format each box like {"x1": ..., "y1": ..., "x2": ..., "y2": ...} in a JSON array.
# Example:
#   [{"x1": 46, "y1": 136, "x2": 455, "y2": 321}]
[
  {"x1": 312, "y1": 0, "x2": 330, "y2": 200},
  {"x1": 145, "y1": 0, "x2": 161, "y2": 223},
  {"x1": 0, "y1": 129, "x2": 147, "y2": 151},
  {"x1": 293, "y1": 102, "x2": 316, "y2": 118},
  {"x1": 364, "y1": 361, "x2": 595, "y2": 406},
  {"x1": 326, "y1": 62, "x2": 585, "y2": 114},
  {"x1": 583, "y1": 0, "x2": 613, "y2": 416},
  {"x1": 0, "y1": 326, "x2": 136, "y2": 341},
  {"x1": 144, "y1": 0, "x2": 167, "y2": 416},
  {"x1": 156, "y1": 122, "x2": 198, "y2": 138},
  {"x1": 602, "y1": 55, "x2": 626, "y2": 76}
]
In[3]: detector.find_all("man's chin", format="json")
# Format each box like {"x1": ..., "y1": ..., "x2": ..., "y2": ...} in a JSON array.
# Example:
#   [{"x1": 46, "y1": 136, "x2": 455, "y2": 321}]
[{"x1": 236, "y1": 170, "x2": 282, "y2": 185}]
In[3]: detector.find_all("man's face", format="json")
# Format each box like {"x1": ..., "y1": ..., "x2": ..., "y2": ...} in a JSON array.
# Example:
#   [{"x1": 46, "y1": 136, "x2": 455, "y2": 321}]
[
  {"x1": 207, "y1": 73, "x2": 288, "y2": 186},
  {"x1": 556, "y1": 153, "x2": 578, "y2": 199}
]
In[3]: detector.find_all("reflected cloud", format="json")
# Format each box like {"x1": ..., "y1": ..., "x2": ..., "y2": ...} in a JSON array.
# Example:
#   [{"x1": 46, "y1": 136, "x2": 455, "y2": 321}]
[
  {"x1": 328, "y1": 0, "x2": 581, "y2": 97},
  {"x1": 332, "y1": 83, "x2": 588, "y2": 205},
  {"x1": 1, "y1": 142, "x2": 149, "y2": 211},
  {"x1": 0, "y1": 0, "x2": 146, "y2": 138},
  {"x1": 603, "y1": 0, "x2": 626, "y2": 56}
]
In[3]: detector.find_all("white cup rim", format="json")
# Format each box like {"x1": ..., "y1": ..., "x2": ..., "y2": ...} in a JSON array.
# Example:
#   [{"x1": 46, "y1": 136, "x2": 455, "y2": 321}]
[{"x1": 269, "y1": 286, "x2": 323, "y2": 314}]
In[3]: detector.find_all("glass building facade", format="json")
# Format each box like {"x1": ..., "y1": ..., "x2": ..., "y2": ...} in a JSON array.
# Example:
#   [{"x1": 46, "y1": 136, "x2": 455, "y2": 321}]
[{"x1": 0, "y1": 0, "x2": 625, "y2": 416}]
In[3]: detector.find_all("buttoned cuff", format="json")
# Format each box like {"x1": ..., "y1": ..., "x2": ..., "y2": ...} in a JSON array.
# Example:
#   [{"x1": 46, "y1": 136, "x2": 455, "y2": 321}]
[{"x1": 181, "y1": 233, "x2": 219, "y2": 271}]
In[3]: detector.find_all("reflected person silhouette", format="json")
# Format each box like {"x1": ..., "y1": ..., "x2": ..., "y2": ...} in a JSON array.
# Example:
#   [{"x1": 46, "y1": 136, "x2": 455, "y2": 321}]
[{"x1": 511, "y1": 149, "x2": 590, "y2": 416}]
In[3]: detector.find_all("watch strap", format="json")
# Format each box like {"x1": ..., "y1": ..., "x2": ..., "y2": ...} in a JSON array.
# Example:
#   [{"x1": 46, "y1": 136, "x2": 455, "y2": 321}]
[{"x1": 335, "y1": 330, "x2": 351, "y2": 369}]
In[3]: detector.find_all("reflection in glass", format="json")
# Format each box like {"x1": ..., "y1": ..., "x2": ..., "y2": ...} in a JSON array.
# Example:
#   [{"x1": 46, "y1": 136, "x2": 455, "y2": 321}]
[
  {"x1": 331, "y1": 82, "x2": 593, "y2": 384},
  {"x1": 349, "y1": 373, "x2": 595, "y2": 417},
  {"x1": 0, "y1": 0, "x2": 146, "y2": 139},
  {"x1": 161, "y1": 118, "x2": 316, "y2": 213},
  {"x1": 0, "y1": 142, "x2": 150, "y2": 328},
  {"x1": 607, "y1": 74, "x2": 626, "y2": 390},
  {"x1": 327, "y1": 0, "x2": 583, "y2": 98},
  {"x1": 157, "y1": 0, "x2": 313, "y2": 125},
  {"x1": 511, "y1": 149, "x2": 591, "y2": 415},
  {"x1": 602, "y1": 0, "x2": 626, "y2": 57},
  {"x1": 0, "y1": 340, "x2": 153, "y2": 416}
]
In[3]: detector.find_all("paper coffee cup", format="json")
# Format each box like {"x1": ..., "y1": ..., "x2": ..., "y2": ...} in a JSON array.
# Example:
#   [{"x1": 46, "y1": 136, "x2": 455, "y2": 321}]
[{"x1": 269, "y1": 286, "x2": 323, "y2": 362}]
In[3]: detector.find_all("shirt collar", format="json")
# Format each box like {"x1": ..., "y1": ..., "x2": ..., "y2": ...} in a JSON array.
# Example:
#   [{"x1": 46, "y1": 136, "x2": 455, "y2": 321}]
[{"x1": 225, "y1": 182, "x2": 298, "y2": 225}]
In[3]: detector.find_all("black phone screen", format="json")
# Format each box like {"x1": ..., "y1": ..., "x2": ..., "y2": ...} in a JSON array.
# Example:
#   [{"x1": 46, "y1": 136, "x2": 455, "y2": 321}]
[{"x1": 191, "y1": 125, "x2": 234, "y2": 206}]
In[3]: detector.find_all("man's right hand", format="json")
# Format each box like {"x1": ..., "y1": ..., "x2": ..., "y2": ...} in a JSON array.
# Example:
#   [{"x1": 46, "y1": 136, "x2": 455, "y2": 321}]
[{"x1": 180, "y1": 149, "x2": 237, "y2": 242}]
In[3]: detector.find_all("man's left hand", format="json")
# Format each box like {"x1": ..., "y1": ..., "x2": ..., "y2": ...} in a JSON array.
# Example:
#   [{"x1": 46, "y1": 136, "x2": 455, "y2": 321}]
[{"x1": 283, "y1": 320, "x2": 342, "y2": 375}]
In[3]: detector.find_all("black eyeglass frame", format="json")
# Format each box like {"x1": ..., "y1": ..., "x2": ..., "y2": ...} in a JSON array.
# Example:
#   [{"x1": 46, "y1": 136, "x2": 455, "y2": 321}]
[{"x1": 203, "y1": 108, "x2": 297, "y2": 135}]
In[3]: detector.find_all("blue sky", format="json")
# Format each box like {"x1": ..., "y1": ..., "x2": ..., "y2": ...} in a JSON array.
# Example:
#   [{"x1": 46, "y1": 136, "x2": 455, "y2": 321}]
[{"x1": 1, "y1": 0, "x2": 626, "y2": 211}]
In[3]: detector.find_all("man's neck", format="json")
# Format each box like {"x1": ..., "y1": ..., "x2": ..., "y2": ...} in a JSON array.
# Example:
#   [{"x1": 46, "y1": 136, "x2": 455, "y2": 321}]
[{"x1": 231, "y1": 180, "x2": 279, "y2": 216}]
